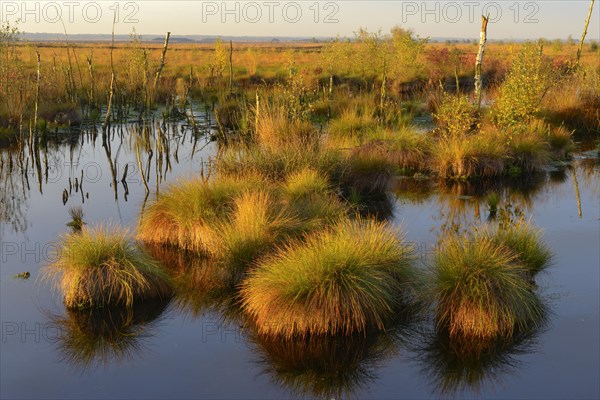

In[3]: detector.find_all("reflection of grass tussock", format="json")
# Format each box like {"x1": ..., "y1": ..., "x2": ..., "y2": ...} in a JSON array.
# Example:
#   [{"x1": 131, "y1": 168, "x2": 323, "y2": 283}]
[
  {"x1": 47, "y1": 299, "x2": 170, "y2": 369},
  {"x1": 145, "y1": 245, "x2": 240, "y2": 321},
  {"x1": 241, "y1": 219, "x2": 415, "y2": 337},
  {"x1": 429, "y1": 234, "x2": 546, "y2": 339},
  {"x1": 249, "y1": 330, "x2": 403, "y2": 399},
  {"x1": 415, "y1": 304, "x2": 549, "y2": 397},
  {"x1": 45, "y1": 225, "x2": 172, "y2": 309}
]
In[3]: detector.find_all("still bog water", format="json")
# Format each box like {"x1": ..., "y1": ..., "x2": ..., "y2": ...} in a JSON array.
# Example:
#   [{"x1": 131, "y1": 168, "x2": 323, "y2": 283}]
[{"x1": 1, "y1": 119, "x2": 598, "y2": 399}]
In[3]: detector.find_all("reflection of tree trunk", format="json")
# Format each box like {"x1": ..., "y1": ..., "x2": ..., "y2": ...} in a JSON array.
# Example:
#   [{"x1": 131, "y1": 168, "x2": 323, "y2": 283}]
[
  {"x1": 576, "y1": 0, "x2": 595, "y2": 65},
  {"x1": 474, "y1": 200, "x2": 481, "y2": 221},
  {"x1": 572, "y1": 168, "x2": 583, "y2": 219},
  {"x1": 136, "y1": 141, "x2": 150, "y2": 195},
  {"x1": 474, "y1": 15, "x2": 489, "y2": 109},
  {"x1": 103, "y1": 139, "x2": 118, "y2": 201}
]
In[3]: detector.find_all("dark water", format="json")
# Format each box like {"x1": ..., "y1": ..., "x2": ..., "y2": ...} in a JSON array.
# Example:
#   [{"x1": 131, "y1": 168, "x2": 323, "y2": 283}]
[{"x1": 1, "y1": 121, "x2": 598, "y2": 399}]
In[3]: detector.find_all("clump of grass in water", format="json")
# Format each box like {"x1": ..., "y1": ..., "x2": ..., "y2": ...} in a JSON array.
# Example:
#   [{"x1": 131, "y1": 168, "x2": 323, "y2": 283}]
[
  {"x1": 433, "y1": 131, "x2": 506, "y2": 179},
  {"x1": 280, "y1": 168, "x2": 349, "y2": 229},
  {"x1": 216, "y1": 141, "x2": 344, "y2": 183},
  {"x1": 213, "y1": 190, "x2": 303, "y2": 280},
  {"x1": 429, "y1": 234, "x2": 545, "y2": 340},
  {"x1": 486, "y1": 222, "x2": 552, "y2": 276},
  {"x1": 44, "y1": 224, "x2": 172, "y2": 309},
  {"x1": 137, "y1": 173, "x2": 267, "y2": 253},
  {"x1": 241, "y1": 219, "x2": 415, "y2": 338}
]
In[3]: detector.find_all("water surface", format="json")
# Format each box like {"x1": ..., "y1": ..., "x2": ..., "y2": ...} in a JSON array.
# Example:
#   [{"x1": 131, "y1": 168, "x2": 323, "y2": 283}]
[{"x1": 1, "y1": 121, "x2": 598, "y2": 399}]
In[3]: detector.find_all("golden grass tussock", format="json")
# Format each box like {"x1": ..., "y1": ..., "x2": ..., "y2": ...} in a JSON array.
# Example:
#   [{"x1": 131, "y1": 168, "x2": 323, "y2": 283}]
[
  {"x1": 44, "y1": 224, "x2": 172, "y2": 309},
  {"x1": 241, "y1": 219, "x2": 415, "y2": 338},
  {"x1": 255, "y1": 102, "x2": 320, "y2": 152},
  {"x1": 430, "y1": 234, "x2": 546, "y2": 340},
  {"x1": 433, "y1": 131, "x2": 507, "y2": 179},
  {"x1": 486, "y1": 222, "x2": 552, "y2": 276},
  {"x1": 280, "y1": 168, "x2": 349, "y2": 228},
  {"x1": 213, "y1": 190, "x2": 304, "y2": 278},
  {"x1": 137, "y1": 173, "x2": 269, "y2": 253}
]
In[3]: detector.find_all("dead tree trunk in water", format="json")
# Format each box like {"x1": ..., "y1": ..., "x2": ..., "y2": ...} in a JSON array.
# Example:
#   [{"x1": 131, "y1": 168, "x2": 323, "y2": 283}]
[
  {"x1": 103, "y1": 11, "x2": 116, "y2": 133},
  {"x1": 34, "y1": 51, "x2": 41, "y2": 136},
  {"x1": 153, "y1": 32, "x2": 171, "y2": 104},
  {"x1": 474, "y1": 15, "x2": 489, "y2": 109},
  {"x1": 576, "y1": 0, "x2": 595, "y2": 65}
]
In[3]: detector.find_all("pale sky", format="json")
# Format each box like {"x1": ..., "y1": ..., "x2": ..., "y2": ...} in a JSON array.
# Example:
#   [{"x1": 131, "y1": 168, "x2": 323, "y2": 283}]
[{"x1": 1, "y1": 1, "x2": 599, "y2": 40}]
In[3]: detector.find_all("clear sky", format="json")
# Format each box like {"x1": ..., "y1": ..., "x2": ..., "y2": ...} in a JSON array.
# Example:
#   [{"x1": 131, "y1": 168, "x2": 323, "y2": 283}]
[{"x1": 1, "y1": 1, "x2": 599, "y2": 40}]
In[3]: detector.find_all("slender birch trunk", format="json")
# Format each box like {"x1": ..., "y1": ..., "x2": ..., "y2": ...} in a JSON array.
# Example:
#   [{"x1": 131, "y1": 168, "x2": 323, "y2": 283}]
[{"x1": 474, "y1": 15, "x2": 489, "y2": 109}]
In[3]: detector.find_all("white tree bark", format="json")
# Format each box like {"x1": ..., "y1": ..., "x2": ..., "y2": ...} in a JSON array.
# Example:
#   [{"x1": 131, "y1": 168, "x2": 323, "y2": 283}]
[{"x1": 474, "y1": 15, "x2": 489, "y2": 109}]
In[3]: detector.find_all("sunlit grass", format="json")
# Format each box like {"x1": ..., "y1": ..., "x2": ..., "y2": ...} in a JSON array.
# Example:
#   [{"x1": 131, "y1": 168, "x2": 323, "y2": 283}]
[
  {"x1": 433, "y1": 131, "x2": 506, "y2": 179},
  {"x1": 137, "y1": 173, "x2": 268, "y2": 253},
  {"x1": 213, "y1": 190, "x2": 303, "y2": 279},
  {"x1": 429, "y1": 234, "x2": 545, "y2": 339},
  {"x1": 241, "y1": 219, "x2": 415, "y2": 337},
  {"x1": 487, "y1": 222, "x2": 552, "y2": 276},
  {"x1": 45, "y1": 224, "x2": 172, "y2": 309}
]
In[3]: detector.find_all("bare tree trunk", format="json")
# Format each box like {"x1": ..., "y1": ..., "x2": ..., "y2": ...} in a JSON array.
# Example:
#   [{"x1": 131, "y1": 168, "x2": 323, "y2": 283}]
[
  {"x1": 34, "y1": 51, "x2": 41, "y2": 136},
  {"x1": 229, "y1": 40, "x2": 234, "y2": 96},
  {"x1": 576, "y1": 0, "x2": 595, "y2": 65},
  {"x1": 474, "y1": 15, "x2": 489, "y2": 109},
  {"x1": 103, "y1": 73, "x2": 115, "y2": 132},
  {"x1": 86, "y1": 54, "x2": 94, "y2": 109},
  {"x1": 153, "y1": 32, "x2": 171, "y2": 103},
  {"x1": 103, "y1": 11, "x2": 117, "y2": 132}
]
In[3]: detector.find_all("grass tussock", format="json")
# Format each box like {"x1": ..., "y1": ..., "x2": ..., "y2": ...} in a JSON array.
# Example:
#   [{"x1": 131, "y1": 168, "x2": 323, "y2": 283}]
[
  {"x1": 216, "y1": 141, "x2": 344, "y2": 183},
  {"x1": 280, "y1": 168, "x2": 349, "y2": 228},
  {"x1": 430, "y1": 234, "x2": 545, "y2": 339},
  {"x1": 256, "y1": 103, "x2": 319, "y2": 152},
  {"x1": 45, "y1": 225, "x2": 172, "y2": 309},
  {"x1": 327, "y1": 107, "x2": 379, "y2": 142},
  {"x1": 345, "y1": 143, "x2": 395, "y2": 193},
  {"x1": 433, "y1": 131, "x2": 506, "y2": 179},
  {"x1": 241, "y1": 219, "x2": 415, "y2": 338},
  {"x1": 214, "y1": 190, "x2": 303, "y2": 278},
  {"x1": 507, "y1": 121, "x2": 552, "y2": 174},
  {"x1": 487, "y1": 222, "x2": 552, "y2": 276},
  {"x1": 137, "y1": 173, "x2": 267, "y2": 253}
]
